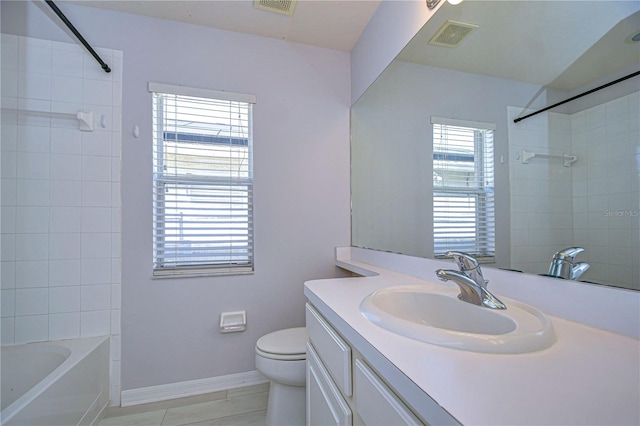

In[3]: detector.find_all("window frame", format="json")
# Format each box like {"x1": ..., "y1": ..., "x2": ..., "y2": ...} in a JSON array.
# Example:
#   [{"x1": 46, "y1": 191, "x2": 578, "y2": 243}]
[{"x1": 149, "y1": 82, "x2": 256, "y2": 278}]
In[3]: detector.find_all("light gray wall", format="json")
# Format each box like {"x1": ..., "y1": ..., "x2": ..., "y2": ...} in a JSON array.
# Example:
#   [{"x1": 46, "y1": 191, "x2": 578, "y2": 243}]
[
  {"x1": 350, "y1": 0, "x2": 439, "y2": 105},
  {"x1": 2, "y1": 1, "x2": 351, "y2": 390}
]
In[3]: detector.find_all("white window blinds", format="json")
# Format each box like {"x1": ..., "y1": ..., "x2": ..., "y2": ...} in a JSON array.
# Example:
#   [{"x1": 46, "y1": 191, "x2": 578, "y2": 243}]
[
  {"x1": 151, "y1": 83, "x2": 255, "y2": 277},
  {"x1": 432, "y1": 117, "x2": 495, "y2": 260}
]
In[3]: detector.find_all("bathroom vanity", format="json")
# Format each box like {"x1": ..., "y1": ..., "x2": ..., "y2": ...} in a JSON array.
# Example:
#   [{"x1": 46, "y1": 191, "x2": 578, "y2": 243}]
[{"x1": 303, "y1": 248, "x2": 640, "y2": 425}]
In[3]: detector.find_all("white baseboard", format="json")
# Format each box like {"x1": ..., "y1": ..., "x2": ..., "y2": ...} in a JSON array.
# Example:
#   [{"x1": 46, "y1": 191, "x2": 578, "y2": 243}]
[{"x1": 120, "y1": 370, "x2": 268, "y2": 407}]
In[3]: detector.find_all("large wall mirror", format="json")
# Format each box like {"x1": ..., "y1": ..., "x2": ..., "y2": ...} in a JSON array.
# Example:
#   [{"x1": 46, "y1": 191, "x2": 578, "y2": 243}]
[{"x1": 351, "y1": 1, "x2": 640, "y2": 290}]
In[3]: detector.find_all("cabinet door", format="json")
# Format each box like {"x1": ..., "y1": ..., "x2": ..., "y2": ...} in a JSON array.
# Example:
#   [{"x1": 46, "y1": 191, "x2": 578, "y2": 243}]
[
  {"x1": 306, "y1": 303, "x2": 352, "y2": 396},
  {"x1": 307, "y1": 342, "x2": 352, "y2": 426},
  {"x1": 354, "y1": 359, "x2": 424, "y2": 426}
]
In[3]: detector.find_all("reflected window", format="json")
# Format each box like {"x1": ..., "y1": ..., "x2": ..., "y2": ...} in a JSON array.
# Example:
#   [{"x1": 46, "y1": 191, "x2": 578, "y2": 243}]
[{"x1": 432, "y1": 117, "x2": 495, "y2": 260}]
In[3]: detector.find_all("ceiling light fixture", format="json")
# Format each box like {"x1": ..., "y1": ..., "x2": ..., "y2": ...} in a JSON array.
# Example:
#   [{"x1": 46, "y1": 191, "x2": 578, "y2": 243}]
[
  {"x1": 625, "y1": 29, "x2": 640, "y2": 43},
  {"x1": 427, "y1": 0, "x2": 463, "y2": 10}
]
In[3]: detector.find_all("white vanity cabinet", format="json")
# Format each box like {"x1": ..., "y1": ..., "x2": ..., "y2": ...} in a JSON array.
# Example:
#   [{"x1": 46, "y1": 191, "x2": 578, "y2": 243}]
[{"x1": 305, "y1": 303, "x2": 425, "y2": 426}]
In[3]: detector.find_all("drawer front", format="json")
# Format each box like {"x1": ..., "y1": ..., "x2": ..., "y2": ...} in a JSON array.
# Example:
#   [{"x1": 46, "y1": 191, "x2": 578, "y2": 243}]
[
  {"x1": 354, "y1": 359, "x2": 423, "y2": 426},
  {"x1": 307, "y1": 343, "x2": 352, "y2": 426},
  {"x1": 305, "y1": 303, "x2": 352, "y2": 396}
]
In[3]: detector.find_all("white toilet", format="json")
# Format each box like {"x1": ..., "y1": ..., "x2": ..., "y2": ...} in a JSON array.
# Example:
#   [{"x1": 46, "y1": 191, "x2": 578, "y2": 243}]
[{"x1": 255, "y1": 327, "x2": 308, "y2": 426}]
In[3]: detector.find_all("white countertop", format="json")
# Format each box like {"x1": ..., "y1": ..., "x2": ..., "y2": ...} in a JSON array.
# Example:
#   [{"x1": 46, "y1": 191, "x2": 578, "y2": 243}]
[{"x1": 304, "y1": 256, "x2": 640, "y2": 425}]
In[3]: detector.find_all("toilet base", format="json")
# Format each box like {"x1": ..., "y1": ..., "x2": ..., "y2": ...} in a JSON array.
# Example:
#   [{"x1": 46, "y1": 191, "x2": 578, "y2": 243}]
[{"x1": 265, "y1": 381, "x2": 306, "y2": 426}]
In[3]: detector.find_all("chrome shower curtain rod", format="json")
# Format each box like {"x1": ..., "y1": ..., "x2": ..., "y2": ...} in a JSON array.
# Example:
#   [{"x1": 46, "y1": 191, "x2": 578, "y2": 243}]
[
  {"x1": 45, "y1": 0, "x2": 111, "y2": 73},
  {"x1": 513, "y1": 70, "x2": 640, "y2": 123}
]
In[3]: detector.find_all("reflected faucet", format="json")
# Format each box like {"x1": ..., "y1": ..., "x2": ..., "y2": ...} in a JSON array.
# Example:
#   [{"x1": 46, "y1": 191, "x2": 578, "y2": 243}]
[
  {"x1": 436, "y1": 251, "x2": 506, "y2": 310},
  {"x1": 548, "y1": 247, "x2": 590, "y2": 280}
]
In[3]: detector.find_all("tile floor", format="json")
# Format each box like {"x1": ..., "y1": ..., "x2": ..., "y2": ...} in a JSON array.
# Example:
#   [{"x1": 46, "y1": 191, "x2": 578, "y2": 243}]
[{"x1": 99, "y1": 383, "x2": 269, "y2": 426}]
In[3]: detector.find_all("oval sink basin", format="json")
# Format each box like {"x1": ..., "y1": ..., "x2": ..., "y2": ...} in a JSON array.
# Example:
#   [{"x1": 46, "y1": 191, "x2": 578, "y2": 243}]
[{"x1": 360, "y1": 285, "x2": 556, "y2": 354}]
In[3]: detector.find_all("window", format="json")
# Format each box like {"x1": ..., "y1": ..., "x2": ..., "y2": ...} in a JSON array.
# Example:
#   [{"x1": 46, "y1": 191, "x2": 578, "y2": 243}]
[
  {"x1": 150, "y1": 83, "x2": 256, "y2": 277},
  {"x1": 432, "y1": 117, "x2": 495, "y2": 260}
]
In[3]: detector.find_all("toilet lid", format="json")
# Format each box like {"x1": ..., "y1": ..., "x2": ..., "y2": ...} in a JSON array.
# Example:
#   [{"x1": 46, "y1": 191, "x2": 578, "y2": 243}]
[{"x1": 256, "y1": 327, "x2": 307, "y2": 357}]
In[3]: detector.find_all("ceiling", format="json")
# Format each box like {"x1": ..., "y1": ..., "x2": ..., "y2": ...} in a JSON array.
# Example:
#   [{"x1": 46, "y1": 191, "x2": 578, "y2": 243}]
[
  {"x1": 72, "y1": 0, "x2": 381, "y2": 52},
  {"x1": 397, "y1": 1, "x2": 640, "y2": 91}
]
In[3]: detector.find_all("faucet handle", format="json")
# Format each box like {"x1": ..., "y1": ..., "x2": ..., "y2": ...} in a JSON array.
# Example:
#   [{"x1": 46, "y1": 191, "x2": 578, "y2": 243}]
[
  {"x1": 446, "y1": 251, "x2": 488, "y2": 288},
  {"x1": 554, "y1": 247, "x2": 585, "y2": 261},
  {"x1": 446, "y1": 251, "x2": 480, "y2": 272}
]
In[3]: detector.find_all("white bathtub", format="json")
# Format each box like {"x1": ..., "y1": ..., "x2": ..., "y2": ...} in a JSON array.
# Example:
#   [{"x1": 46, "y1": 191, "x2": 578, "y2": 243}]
[{"x1": 1, "y1": 336, "x2": 110, "y2": 426}]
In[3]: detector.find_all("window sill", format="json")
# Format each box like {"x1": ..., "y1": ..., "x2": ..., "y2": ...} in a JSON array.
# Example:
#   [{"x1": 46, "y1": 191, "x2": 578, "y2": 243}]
[{"x1": 152, "y1": 266, "x2": 254, "y2": 279}]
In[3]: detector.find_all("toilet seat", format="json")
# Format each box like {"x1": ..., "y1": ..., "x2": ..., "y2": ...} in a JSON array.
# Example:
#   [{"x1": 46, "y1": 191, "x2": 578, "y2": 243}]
[{"x1": 256, "y1": 327, "x2": 307, "y2": 361}]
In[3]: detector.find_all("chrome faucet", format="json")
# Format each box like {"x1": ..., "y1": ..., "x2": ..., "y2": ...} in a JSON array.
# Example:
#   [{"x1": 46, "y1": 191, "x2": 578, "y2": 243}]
[
  {"x1": 436, "y1": 251, "x2": 506, "y2": 310},
  {"x1": 548, "y1": 247, "x2": 590, "y2": 280},
  {"x1": 447, "y1": 251, "x2": 487, "y2": 287}
]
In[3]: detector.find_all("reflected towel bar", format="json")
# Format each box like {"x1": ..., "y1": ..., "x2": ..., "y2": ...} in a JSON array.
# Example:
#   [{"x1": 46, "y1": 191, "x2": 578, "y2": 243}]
[{"x1": 520, "y1": 150, "x2": 577, "y2": 167}]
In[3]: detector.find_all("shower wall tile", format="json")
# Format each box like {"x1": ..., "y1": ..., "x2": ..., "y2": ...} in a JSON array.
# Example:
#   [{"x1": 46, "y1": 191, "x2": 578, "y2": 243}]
[
  {"x1": 52, "y1": 75, "x2": 83, "y2": 103},
  {"x1": 570, "y1": 91, "x2": 639, "y2": 289},
  {"x1": 50, "y1": 206, "x2": 82, "y2": 233},
  {"x1": 16, "y1": 180, "x2": 50, "y2": 207},
  {"x1": 81, "y1": 309, "x2": 111, "y2": 337},
  {"x1": 81, "y1": 233, "x2": 112, "y2": 259},
  {"x1": 1, "y1": 289, "x2": 15, "y2": 317},
  {"x1": 52, "y1": 46, "x2": 84, "y2": 78},
  {"x1": 15, "y1": 287, "x2": 49, "y2": 315},
  {"x1": 81, "y1": 258, "x2": 112, "y2": 285},
  {"x1": 110, "y1": 284, "x2": 121, "y2": 309},
  {"x1": 82, "y1": 131, "x2": 113, "y2": 156},
  {"x1": 14, "y1": 260, "x2": 48, "y2": 288},
  {"x1": 49, "y1": 312, "x2": 81, "y2": 340},
  {"x1": 48, "y1": 259, "x2": 82, "y2": 287},
  {"x1": 1, "y1": 122, "x2": 18, "y2": 151},
  {"x1": 48, "y1": 233, "x2": 81, "y2": 259},
  {"x1": 15, "y1": 233, "x2": 49, "y2": 261},
  {"x1": 1, "y1": 318, "x2": 15, "y2": 345},
  {"x1": 15, "y1": 206, "x2": 49, "y2": 233},
  {"x1": 81, "y1": 181, "x2": 112, "y2": 207},
  {"x1": 1, "y1": 34, "x2": 19, "y2": 70},
  {"x1": 18, "y1": 72, "x2": 52, "y2": 101},
  {"x1": 81, "y1": 284, "x2": 111, "y2": 311},
  {"x1": 82, "y1": 155, "x2": 112, "y2": 181},
  {"x1": 1, "y1": 206, "x2": 16, "y2": 234},
  {"x1": 82, "y1": 207, "x2": 112, "y2": 233},
  {"x1": 83, "y1": 79, "x2": 113, "y2": 106},
  {"x1": 1, "y1": 261, "x2": 16, "y2": 290},
  {"x1": 17, "y1": 151, "x2": 49, "y2": 179},
  {"x1": 50, "y1": 153, "x2": 82, "y2": 180},
  {"x1": 1, "y1": 151, "x2": 17, "y2": 178},
  {"x1": 17, "y1": 37, "x2": 52, "y2": 73},
  {"x1": 14, "y1": 314, "x2": 48, "y2": 344},
  {"x1": 1, "y1": 235, "x2": 16, "y2": 261},
  {"x1": 18, "y1": 124, "x2": 50, "y2": 152},
  {"x1": 49, "y1": 286, "x2": 81, "y2": 313},
  {"x1": 50, "y1": 180, "x2": 81, "y2": 206},
  {"x1": 50, "y1": 128, "x2": 82, "y2": 154},
  {"x1": 1, "y1": 71, "x2": 19, "y2": 98},
  {"x1": 1, "y1": 35, "x2": 122, "y2": 348}
]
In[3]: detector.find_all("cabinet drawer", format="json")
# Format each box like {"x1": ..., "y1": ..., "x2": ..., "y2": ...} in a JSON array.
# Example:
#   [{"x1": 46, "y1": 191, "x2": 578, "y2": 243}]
[
  {"x1": 305, "y1": 303, "x2": 352, "y2": 396},
  {"x1": 307, "y1": 343, "x2": 352, "y2": 426},
  {"x1": 354, "y1": 359, "x2": 423, "y2": 426}
]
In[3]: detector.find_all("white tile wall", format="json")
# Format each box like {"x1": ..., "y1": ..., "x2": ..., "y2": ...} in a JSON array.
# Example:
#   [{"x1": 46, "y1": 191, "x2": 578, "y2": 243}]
[
  {"x1": 1, "y1": 34, "x2": 123, "y2": 403},
  {"x1": 508, "y1": 92, "x2": 640, "y2": 289},
  {"x1": 508, "y1": 107, "x2": 574, "y2": 274},
  {"x1": 571, "y1": 92, "x2": 640, "y2": 289}
]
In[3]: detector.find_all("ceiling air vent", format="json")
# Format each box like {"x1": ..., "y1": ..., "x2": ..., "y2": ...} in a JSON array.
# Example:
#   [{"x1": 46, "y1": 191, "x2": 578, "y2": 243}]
[
  {"x1": 254, "y1": 0, "x2": 297, "y2": 16},
  {"x1": 429, "y1": 20, "x2": 479, "y2": 47}
]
